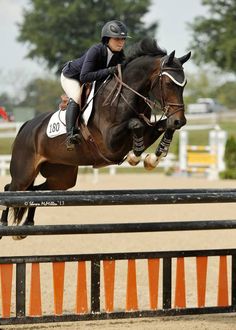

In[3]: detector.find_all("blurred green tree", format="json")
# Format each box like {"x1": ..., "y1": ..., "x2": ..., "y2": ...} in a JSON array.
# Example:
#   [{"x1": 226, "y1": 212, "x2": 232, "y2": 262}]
[
  {"x1": 220, "y1": 135, "x2": 236, "y2": 179},
  {"x1": 0, "y1": 93, "x2": 15, "y2": 113},
  {"x1": 189, "y1": 0, "x2": 236, "y2": 74},
  {"x1": 17, "y1": 0, "x2": 157, "y2": 72},
  {"x1": 214, "y1": 81, "x2": 236, "y2": 109},
  {"x1": 19, "y1": 78, "x2": 63, "y2": 113},
  {"x1": 184, "y1": 70, "x2": 236, "y2": 110}
]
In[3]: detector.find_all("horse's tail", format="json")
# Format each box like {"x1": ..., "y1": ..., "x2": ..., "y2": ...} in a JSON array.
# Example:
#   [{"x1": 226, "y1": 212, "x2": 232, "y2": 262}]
[
  {"x1": 13, "y1": 208, "x2": 27, "y2": 224},
  {"x1": 11, "y1": 121, "x2": 29, "y2": 152}
]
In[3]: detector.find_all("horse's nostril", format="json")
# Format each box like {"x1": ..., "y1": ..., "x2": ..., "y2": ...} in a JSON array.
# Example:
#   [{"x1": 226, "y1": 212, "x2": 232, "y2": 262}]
[
  {"x1": 174, "y1": 118, "x2": 186, "y2": 129},
  {"x1": 174, "y1": 120, "x2": 181, "y2": 128}
]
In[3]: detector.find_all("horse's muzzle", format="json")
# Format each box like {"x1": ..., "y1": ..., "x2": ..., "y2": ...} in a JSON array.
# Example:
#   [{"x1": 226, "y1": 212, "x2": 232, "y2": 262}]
[{"x1": 167, "y1": 115, "x2": 186, "y2": 130}]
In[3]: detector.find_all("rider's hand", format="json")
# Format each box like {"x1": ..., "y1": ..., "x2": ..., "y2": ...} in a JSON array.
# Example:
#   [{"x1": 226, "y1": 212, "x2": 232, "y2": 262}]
[{"x1": 108, "y1": 66, "x2": 118, "y2": 75}]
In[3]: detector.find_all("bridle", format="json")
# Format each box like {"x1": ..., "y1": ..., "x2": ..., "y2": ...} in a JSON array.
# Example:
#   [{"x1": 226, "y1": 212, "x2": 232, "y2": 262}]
[
  {"x1": 152, "y1": 61, "x2": 186, "y2": 117},
  {"x1": 111, "y1": 60, "x2": 186, "y2": 124}
]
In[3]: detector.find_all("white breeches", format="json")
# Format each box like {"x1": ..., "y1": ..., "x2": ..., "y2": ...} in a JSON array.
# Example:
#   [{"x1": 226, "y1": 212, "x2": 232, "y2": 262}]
[{"x1": 60, "y1": 73, "x2": 81, "y2": 104}]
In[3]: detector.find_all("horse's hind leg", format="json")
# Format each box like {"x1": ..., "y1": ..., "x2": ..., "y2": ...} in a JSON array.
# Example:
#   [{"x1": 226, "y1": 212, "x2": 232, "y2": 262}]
[
  {"x1": 127, "y1": 118, "x2": 145, "y2": 166},
  {"x1": 0, "y1": 209, "x2": 9, "y2": 239},
  {"x1": 20, "y1": 164, "x2": 78, "y2": 226},
  {"x1": 8, "y1": 151, "x2": 41, "y2": 229},
  {"x1": 39, "y1": 163, "x2": 78, "y2": 190},
  {"x1": 0, "y1": 185, "x2": 12, "y2": 239},
  {"x1": 0, "y1": 184, "x2": 11, "y2": 227}
]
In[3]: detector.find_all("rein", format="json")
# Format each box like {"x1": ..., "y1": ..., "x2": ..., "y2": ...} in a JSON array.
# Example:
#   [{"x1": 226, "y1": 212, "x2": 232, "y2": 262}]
[{"x1": 112, "y1": 62, "x2": 185, "y2": 125}]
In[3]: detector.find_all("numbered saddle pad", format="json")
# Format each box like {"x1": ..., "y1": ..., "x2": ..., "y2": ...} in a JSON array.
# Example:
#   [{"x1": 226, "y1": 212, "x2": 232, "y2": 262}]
[
  {"x1": 46, "y1": 110, "x2": 66, "y2": 138},
  {"x1": 46, "y1": 83, "x2": 95, "y2": 139}
]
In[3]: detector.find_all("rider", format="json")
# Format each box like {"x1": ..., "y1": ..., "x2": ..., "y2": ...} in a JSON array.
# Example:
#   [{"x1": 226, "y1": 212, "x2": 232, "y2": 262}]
[{"x1": 61, "y1": 20, "x2": 130, "y2": 150}]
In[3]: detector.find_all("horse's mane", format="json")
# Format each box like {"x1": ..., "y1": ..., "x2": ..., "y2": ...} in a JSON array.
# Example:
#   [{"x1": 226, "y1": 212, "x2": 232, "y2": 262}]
[{"x1": 125, "y1": 37, "x2": 167, "y2": 63}]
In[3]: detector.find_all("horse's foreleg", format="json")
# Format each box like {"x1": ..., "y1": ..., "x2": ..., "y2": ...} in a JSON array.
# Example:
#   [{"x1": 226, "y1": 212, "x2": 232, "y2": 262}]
[
  {"x1": 144, "y1": 129, "x2": 174, "y2": 170},
  {"x1": 127, "y1": 118, "x2": 145, "y2": 166}
]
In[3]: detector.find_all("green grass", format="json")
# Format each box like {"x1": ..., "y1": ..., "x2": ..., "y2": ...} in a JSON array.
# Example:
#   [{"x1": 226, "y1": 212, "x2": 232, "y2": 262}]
[
  {"x1": 0, "y1": 138, "x2": 14, "y2": 154},
  {"x1": 219, "y1": 121, "x2": 236, "y2": 139}
]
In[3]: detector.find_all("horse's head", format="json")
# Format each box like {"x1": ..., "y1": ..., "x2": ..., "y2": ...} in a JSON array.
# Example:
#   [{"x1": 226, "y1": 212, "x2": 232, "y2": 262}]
[
  {"x1": 123, "y1": 38, "x2": 191, "y2": 130},
  {"x1": 150, "y1": 50, "x2": 191, "y2": 130}
]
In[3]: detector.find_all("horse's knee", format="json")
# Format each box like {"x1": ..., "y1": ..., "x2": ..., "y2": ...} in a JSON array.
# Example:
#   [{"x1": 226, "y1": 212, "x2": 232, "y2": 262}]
[{"x1": 128, "y1": 118, "x2": 144, "y2": 134}]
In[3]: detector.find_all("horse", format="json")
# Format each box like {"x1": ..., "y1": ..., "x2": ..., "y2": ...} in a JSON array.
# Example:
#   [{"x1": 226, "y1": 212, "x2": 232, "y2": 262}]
[{"x1": 1, "y1": 37, "x2": 191, "y2": 235}]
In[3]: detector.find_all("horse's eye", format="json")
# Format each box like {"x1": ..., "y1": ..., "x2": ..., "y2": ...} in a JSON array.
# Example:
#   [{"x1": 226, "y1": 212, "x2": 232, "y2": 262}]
[{"x1": 164, "y1": 78, "x2": 173, "y2": 86}]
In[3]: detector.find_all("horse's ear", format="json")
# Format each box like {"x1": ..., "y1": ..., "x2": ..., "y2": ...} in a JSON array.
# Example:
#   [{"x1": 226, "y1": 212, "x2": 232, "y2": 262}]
[
  {"x1": 165, "y1": 51, "x2": 175, "y2": 66},
  {"x1": 178, "y1": 51, "x2": 191, "y2": 65}
]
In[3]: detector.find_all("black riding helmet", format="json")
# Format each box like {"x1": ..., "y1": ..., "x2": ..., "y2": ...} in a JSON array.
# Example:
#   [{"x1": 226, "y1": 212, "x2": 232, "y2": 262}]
[{"x1": 101, "y1": 20, "x2": 131, "y2": 42}]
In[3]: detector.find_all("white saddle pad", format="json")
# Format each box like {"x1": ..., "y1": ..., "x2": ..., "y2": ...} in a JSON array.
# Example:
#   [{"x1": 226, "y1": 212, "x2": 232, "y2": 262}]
[{"x1": 46, "y1": 82, "x2": 95, "y2": 139}]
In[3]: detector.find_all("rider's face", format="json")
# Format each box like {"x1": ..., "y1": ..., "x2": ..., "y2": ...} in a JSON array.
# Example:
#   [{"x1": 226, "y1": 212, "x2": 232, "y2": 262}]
[{"x1": 108, "y1": 37, "x2": 126, "y2": 52}]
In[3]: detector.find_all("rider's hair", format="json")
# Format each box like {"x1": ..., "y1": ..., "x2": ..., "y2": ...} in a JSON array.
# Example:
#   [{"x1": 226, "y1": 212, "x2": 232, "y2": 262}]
[{"x1": 102, "y1": 36, "x2": 110, "y2": 45}]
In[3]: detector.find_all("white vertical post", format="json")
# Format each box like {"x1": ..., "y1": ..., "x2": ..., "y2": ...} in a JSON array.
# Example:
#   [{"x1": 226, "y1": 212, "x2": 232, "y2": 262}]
[
  {"x1": 92, "y1": 168, "x2": 99, "y2": 184},
  {"x1": 109, "y1": 166, "x2": 117, "y2": 175},
  {"x1": 179, "y1": 130, "x2": 188, "y2": 172},
  {"x1": 217, "y1": 130, "x2": 227, "y2": 171},
  {"x1": 209, "y1": 130, "x2": 218, "y2": 180}
]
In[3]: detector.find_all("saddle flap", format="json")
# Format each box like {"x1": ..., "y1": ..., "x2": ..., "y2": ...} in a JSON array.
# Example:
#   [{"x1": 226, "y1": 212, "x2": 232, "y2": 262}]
[
  {"x1": 59, "y1": 83, "x2": 92, "y2": 111},
  {"x1": 80, "y1": 83, "x2": 92, "y2": 110}
]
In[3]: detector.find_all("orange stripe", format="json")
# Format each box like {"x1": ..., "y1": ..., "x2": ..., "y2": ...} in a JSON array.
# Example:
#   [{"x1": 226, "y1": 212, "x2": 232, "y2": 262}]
[
  {"x1": 196, "y1": 256, "x2": 208, "y2": 307},
  {"x1": 76, "y1": 261, "x2": 88, "y2": 314},
  {"x1": 52, "y1": 262, "x2": 65, "y2": 315},
  {"x1": 174, "y1": 257, "x2": 186, "y2": 308},
  {"x1": 0, "y1": 264, "x2": 13, "y2": 318},
  {"x1": 29, "y1": 263, "x2": 42, "y2": 316},
  {"x1": 103, "y1": 260, "x2": 115, "y2": 312},
  {"x1": 126, "y1": 259, "x2": 138, "y2": 311},
  {"x1": 148, "y1": 259, "x2": 159, "y2": 310},
  {"x1": 217, "y1": 256, "x2": 229, "y2": 306}
]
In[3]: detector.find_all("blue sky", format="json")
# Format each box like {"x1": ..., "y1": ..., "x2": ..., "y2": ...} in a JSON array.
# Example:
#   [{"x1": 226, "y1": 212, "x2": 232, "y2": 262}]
[{"x1": 0, "y1": 0, "x2": 207, "y2": 94}]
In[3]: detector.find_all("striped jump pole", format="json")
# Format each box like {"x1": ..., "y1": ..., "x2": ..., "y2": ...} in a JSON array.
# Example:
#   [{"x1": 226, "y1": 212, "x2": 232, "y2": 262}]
[
  {"x1": 0, "y1": 188, "x2": 236, "y2": 325},
  {"x1": 1, "y1": 188, "x2": 236, "y2": 209},
  {"x1": 0, "y1": 249, "x2": 235, "y2": 325}
]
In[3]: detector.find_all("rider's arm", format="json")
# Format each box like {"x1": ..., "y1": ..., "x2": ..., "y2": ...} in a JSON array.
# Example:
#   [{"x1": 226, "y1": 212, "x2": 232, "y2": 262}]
[{"x1": 80, "y1": 45, "x2": 113, "y2": 84}]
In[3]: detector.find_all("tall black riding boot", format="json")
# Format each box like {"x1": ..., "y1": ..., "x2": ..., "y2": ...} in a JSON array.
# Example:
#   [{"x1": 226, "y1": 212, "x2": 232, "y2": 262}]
[{"x1": 66, "y1": 99, "x2": 81, "y2": 150}]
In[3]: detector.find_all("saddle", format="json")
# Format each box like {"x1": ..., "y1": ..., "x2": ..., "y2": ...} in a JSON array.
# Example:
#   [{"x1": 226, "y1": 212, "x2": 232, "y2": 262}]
[{"x1": 59, "y1": 83, "x2": 92, "y2": 111}]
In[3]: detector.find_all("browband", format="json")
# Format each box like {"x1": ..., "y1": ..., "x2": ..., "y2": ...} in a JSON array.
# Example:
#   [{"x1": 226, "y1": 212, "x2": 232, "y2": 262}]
[{"x1": 161, "y1": 71, "x2": 187, "y2": 87}]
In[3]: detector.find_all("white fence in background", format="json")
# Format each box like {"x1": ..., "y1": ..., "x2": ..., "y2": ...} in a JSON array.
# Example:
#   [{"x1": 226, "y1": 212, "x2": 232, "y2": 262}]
[
  {"x1": 0, "y1": 153, "x2": 176, "y2": 177},
  {"x1": 0, "y1": 122, "x2": 176, "y2": 177},
  {"x1": 0, "y1": 155, "x2": 11, "y2": 176},
  {"x1": 0, "y1": 122, "x2": 24, "y2": 138}
]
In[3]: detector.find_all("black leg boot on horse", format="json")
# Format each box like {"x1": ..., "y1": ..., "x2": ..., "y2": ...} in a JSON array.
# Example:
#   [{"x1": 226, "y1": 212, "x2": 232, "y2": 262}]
[{"x1": 66, "y1": 98, "x2": 82, "y2": 151}]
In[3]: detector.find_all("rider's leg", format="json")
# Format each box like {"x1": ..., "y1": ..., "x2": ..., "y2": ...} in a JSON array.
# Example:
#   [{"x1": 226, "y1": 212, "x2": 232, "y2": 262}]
[
  {"x1": 60, "y1": 73, "x2": 82, "y2": 149},
  {"x1": 66, "y1": 98, "x2": 81, "y2": 144}
]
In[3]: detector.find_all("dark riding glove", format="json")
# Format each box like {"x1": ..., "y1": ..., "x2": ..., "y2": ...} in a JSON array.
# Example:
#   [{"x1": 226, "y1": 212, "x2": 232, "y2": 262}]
[{"x1": 108, "y1": 66, "x2": 118, "y2": 75}]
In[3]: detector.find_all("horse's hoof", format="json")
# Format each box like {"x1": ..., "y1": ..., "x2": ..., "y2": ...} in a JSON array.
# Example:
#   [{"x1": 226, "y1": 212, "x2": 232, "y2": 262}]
[
  {"x1": 12, "y1": 235, "x2": 27, "y2": 241},
  {"x1": 127, "y1": 151, "x2": 141, "y2": 166},
  {"x1": 144, "y1": 153, "x2": 159, "y2": 171},
  {"x1": 11, "y1": 221, "x2": 34, "y2": 240}
]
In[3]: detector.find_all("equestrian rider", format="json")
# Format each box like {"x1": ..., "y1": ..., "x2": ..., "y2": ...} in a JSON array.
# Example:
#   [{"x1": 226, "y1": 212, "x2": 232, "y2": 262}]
[{"x1": 61, "y1": 20, "x2": 130, "y2": 150}]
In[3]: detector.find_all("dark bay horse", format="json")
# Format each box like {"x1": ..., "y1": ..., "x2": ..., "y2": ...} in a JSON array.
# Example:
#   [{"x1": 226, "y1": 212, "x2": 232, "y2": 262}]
[{"x1": 1, "y1": 38, "x2": 191, "y2": 233}]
